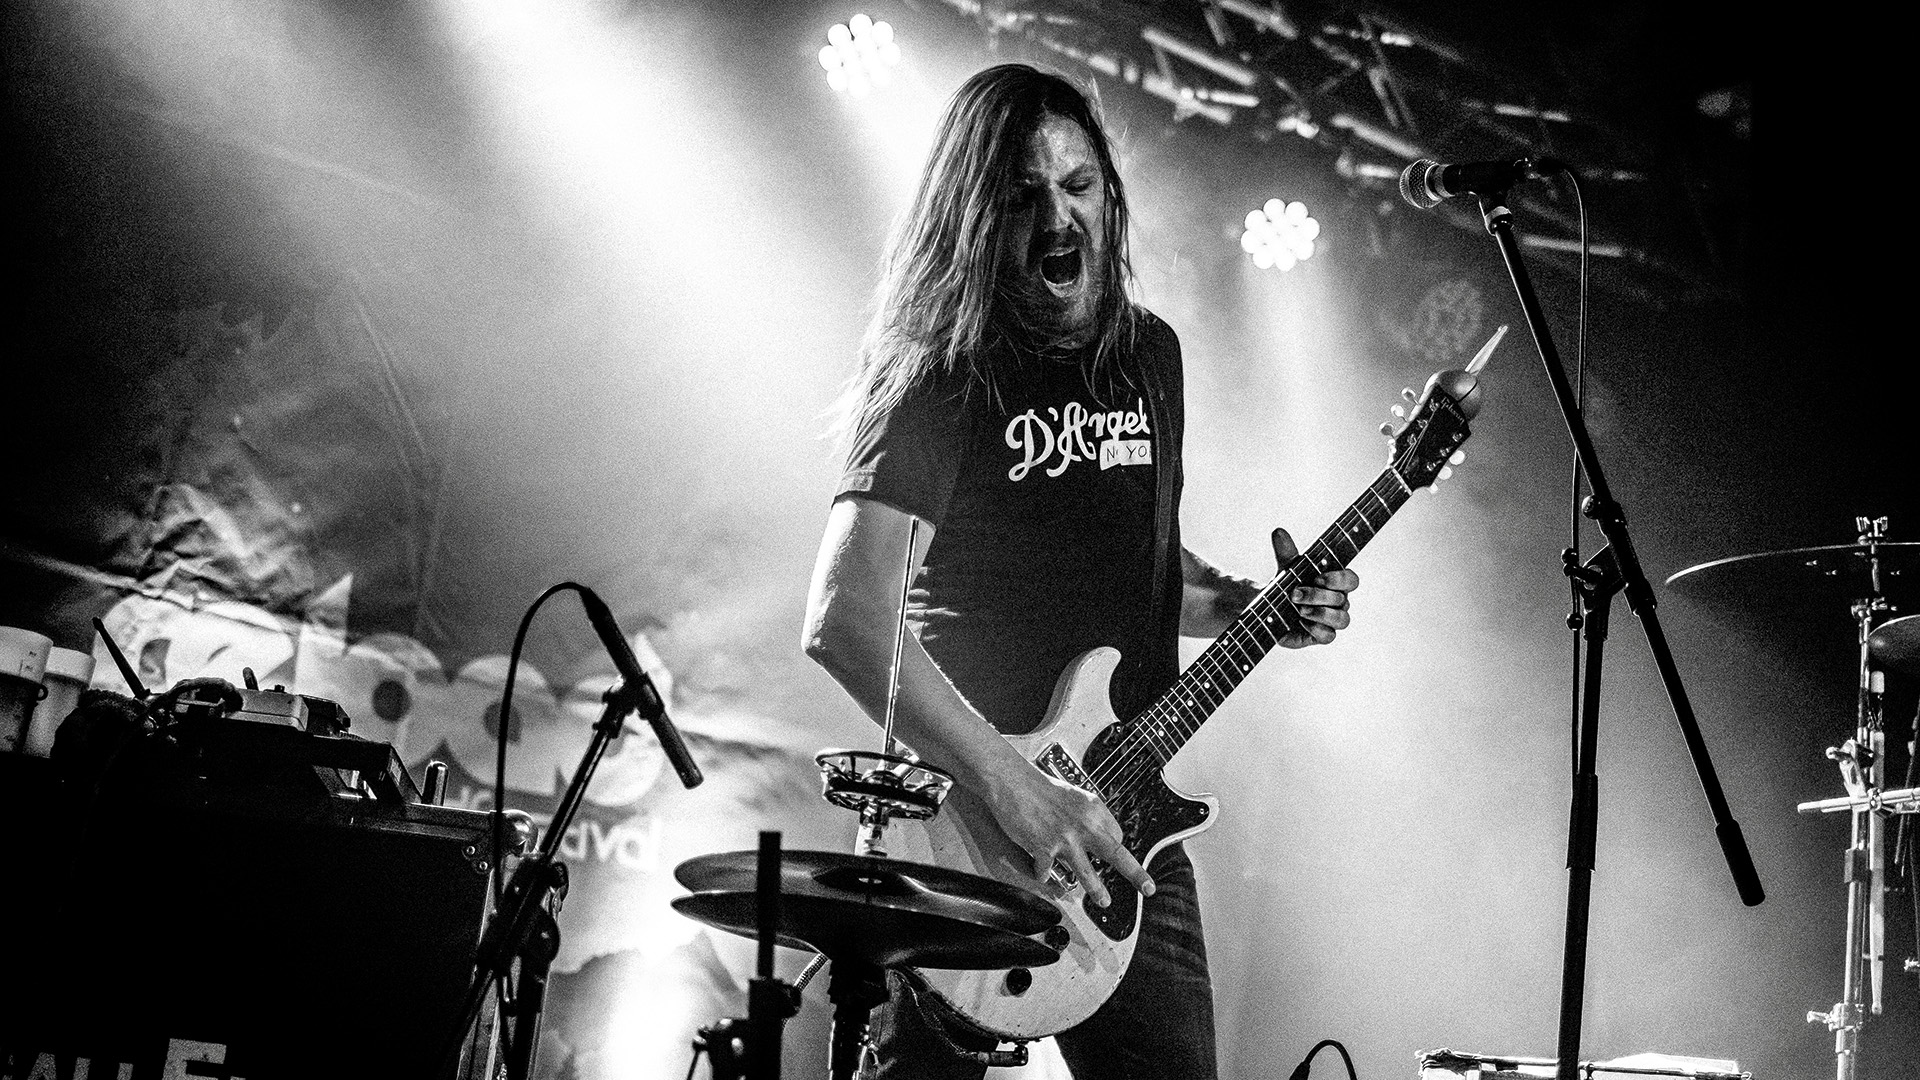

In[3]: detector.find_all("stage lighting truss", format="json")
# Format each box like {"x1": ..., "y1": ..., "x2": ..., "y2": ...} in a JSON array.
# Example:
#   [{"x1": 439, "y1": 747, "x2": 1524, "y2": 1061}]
[
  {"x1": 1241, "y1": 198, "x2": 1318, "y2": 271},
  {"x1": 820, "y1": 13, "x2": 902, "y2": 97},
  {"x1": 918, "y1": 0, "x2": 1744, "y2": 307}
]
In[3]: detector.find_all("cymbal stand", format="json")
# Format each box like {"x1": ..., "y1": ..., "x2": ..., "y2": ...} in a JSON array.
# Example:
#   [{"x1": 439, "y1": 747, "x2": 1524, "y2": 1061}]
[
  {"x1": 823, "y1": 514, "x2": 951, "y2": 856},
  {"x1": 693, "y1": 831, "x2": 802, "y2": 1080},
  {"x1": 789, "y1": 745, "x2": 957, "y2": 1080},
  {"x1": 808, "y1": 514, "x2": 960, "y2": 1077},
  {"x1": 1802, "y1": 518, "x2": 1898, "y2": 1080},
  {"x1": 705, "y1": 514, "x2": 962, "y2": 1080},
  {"x1": 1901, "y1": 698, "x2": 1920, "y2": 982}
]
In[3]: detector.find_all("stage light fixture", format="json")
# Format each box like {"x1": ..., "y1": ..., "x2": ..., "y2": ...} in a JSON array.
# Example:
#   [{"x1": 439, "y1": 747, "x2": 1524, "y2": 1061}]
[
  {"x1": 1276, "y1": 113, "x2": 1320, "y2": 140},
  {"x1": 1240, "y1": 198, "x2": 1319, "y2": 271},
  {"x1": 818, "y1": 13, "x2": 901, "y2": 97}
]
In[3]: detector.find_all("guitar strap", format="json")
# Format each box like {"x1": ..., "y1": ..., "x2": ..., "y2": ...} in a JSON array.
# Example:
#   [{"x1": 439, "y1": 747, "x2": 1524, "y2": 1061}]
[{"x1": 1136, "y1": 318, "x2": 1180, "y2": 650}]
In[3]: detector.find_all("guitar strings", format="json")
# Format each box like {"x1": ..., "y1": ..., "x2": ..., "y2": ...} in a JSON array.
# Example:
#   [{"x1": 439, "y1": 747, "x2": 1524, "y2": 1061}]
[
  {"x1": 1084, "y1": 570, "x2": 1307, "y2": 799},
  {"x1": 1054, "y1": 403, "x2": 1452, "y2": 885},
  {"x1": 1078, "y1": 475, "x2": 1408, "y2": 830},
  {"x1": 1086, "y1": 542, "x2": 1324, "y2": 797}
]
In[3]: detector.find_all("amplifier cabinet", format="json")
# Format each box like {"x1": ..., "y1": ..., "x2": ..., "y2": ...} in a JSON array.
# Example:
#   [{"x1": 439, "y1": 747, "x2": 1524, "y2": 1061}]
[{"x1": 2, "y1": 754, "x2": 498, "y2": 1080}]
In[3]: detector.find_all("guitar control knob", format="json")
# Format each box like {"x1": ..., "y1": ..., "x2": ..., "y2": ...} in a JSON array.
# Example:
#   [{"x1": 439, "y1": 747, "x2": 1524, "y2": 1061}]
[
  {"x1": 1043, "y1": 925, "x2": 1071, "y2": 951},
  {"x1": 1004, "y1": 968, "x2": 1033, "y2": 995}
]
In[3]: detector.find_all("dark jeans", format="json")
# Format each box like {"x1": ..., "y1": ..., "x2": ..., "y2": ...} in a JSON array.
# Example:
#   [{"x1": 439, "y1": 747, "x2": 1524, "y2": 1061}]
[{"x1": 863, "y1": 843, "x2": 1217, "y2": 1079}]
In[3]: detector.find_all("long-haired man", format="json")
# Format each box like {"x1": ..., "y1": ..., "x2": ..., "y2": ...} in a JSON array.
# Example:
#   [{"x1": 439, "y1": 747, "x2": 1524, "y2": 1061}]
[{"x1": 804, "y1": 63, "x2": 1358, "y2": 1078}]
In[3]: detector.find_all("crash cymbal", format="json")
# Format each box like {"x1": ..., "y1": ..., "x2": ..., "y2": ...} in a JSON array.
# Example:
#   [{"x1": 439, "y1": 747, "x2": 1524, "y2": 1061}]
[
  {"x1": 672, "y1": 849, "x2": 1062, "y2": 971},
  {"x1": 1870, "y1": 614, "x2": 1920, "y2": 676},
  {"x1": 1664, "y1": 541, "x2": 1920, "y2": 611}
]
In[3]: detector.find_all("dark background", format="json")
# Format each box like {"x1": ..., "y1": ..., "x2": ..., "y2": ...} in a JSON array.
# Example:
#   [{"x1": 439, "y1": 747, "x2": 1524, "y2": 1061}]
[{"x1": 4, "y1": 2, "x2": 1916, "y2": 1078}]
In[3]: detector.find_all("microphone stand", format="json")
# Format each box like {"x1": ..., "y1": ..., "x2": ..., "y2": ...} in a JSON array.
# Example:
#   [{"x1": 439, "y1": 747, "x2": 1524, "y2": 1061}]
[
  {"x1": 1471, "y1": 187, "x2": 1766, "y2": 1080},
  {"x1": 440, "y1": 680, "x2": 650, "y2": 1080}
]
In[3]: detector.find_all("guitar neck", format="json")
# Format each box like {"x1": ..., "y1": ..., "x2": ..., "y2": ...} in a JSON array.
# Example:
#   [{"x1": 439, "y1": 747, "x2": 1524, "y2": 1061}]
[{"x1": 1094, "y1": 467, "x2": 1414, "y2": 793}]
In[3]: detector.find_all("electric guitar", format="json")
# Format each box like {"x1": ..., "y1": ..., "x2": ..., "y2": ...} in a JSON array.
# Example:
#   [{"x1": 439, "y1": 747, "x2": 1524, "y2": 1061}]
[{"x1": 882, "y1": 347, "x2": 1494, "y2": 1039}]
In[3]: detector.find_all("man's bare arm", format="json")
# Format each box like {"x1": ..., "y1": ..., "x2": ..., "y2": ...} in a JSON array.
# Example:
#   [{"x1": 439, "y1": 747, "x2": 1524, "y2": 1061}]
[{"x1": 802, "y1": 494, "x2": 1154, "y2": 904}]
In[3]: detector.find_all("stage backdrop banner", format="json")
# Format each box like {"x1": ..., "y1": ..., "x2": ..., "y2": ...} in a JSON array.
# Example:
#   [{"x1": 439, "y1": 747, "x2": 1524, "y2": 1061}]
[{"x1": 3, "y1": 218, "x2": 849, "y2": 1080}]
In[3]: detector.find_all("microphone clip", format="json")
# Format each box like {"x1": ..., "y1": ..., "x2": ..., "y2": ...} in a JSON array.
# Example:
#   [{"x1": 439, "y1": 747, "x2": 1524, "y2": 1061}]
[{"x1": 599, "y1": 678, "x2": 655, "y2": 736}]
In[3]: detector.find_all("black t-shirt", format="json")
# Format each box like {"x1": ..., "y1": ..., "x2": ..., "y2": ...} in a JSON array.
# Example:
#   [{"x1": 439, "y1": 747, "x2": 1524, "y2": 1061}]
[{"x1": 837, "y1": 312, "x2": 1185, "y2": 735}]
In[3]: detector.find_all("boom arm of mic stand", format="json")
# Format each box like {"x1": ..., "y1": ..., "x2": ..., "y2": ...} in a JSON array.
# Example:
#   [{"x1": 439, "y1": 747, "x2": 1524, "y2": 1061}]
[{"x1": 1476, "y1": 189, "x2": 1764, "y2": 908}]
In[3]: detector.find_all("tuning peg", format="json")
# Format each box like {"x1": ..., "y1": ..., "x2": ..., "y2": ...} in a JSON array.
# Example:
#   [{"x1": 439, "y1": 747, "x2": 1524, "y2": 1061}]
[
  {"x1": 1389, "y1": 405, "x2": 1406, "y2": 420},
  {"x1": 1438, "y1": 466, "x2": 1454, "y2": 481},
  {"x1": 1378, "y1": 422, "x2": 1395, "y2": 437},
  {"x1": 1401, "y1": 387, "x2": 1416, "y2": 401},
  {"x1": 1448, "y1": 450, "x2": 1466, "y2": 465}
]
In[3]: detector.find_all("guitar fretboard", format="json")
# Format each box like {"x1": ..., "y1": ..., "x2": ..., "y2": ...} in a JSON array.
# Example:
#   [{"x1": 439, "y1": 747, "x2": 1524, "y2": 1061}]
[{"x1": 1089, "y1": 467, "x2": 1414, "y2": 795}]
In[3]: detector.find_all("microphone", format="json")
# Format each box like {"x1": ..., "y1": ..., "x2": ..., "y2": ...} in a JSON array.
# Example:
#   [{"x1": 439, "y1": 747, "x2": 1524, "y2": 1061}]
[
  {"x1": 1399, "y1": 156, "x2": 1564, "y2": 210},
  {"x1": 578, "y1": 586, "x2": 703, "y2": 788}
]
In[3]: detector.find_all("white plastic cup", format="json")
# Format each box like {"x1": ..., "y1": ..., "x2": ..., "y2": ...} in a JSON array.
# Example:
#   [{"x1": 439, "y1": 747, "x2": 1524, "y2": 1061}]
[
  {"x1": 26, "y1": 646, "x2": 95, "y2": 757},
  {"x1": 0, "y1": 626, "x2": 53, "y2": 754}
]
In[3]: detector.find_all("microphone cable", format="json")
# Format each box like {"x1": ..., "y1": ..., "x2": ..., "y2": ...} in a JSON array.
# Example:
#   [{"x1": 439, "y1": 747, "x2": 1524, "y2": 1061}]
[
  {"x1": 490, "y1": 581, "x2": 590, "y2": 914},
  {"x1": 1559, "y1": 168, "x2": 1592, "y2": 777},
  {"x1": 1288, "y1": 1037, "x2": 1359, "y2": 1080}
]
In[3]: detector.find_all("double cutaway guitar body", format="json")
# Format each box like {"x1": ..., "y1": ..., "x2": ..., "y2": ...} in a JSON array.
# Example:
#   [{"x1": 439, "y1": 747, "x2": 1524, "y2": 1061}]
[
  {"x1": 883, "y1": 646, "x2": 1215, "y2": 1039},
  {"x1": 884, "y1": 360, "x2": 1486, "y2": 1040}
]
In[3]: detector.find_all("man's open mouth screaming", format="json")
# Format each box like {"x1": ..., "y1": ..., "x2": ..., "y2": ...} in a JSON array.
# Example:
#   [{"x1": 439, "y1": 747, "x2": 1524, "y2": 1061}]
[{"x1": 1040, "y1": 246, "x2": 1083, "y2": 290}]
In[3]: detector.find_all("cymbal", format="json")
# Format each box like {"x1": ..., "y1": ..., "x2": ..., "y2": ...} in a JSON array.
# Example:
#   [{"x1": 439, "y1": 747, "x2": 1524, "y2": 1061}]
[
  {"x1": 672, "y1": 849, "x2": 1062, "y2": 971},
  {"x1": 1870, "y1": 614, "x2": 1920, "y2": 676},
  {"x1": 1665, "y1": 541, "x2": 1920, "y2": 610}
]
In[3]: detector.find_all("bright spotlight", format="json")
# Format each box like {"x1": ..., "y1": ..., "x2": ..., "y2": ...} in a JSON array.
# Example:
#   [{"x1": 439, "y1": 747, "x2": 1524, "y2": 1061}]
[
  {"x1": 818, "y1": 13, "x2": 902, "y2": 97},
  {"x1": 1240, "y1": 198, "x2": 1320, "y2": 271}
]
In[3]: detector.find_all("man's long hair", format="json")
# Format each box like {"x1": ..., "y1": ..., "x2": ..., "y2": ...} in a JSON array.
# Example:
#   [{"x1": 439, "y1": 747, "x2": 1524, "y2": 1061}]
[{"x1": 837, "y1": 63, "x2": 1138, "y2": 442}]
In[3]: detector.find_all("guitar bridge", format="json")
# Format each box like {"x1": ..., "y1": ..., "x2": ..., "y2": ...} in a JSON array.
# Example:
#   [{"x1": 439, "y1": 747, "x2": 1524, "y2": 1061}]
[
  {"x1": 1032, "y1": 743, "x2": 1091, "y2": 891},
  {"x1": 1034, "y1": 742, "x2": 1094, "y2": 791},
  {"x1": 1032, "y1": 741, "x2": 1138, "y2": 942}
]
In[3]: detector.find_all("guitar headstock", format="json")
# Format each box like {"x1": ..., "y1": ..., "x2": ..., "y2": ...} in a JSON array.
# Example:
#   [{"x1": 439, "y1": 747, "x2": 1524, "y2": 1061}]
[{"x1": 1381, "y1": 326, "x2": 1503, "y2": 492}]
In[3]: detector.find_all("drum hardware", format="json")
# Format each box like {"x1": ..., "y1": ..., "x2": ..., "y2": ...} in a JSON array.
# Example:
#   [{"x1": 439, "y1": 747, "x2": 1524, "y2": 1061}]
[
  {"x1": 1669, "y1": 516, "x2": 1920, "y2": 1080},
  {"x1": 674, "y1": 516, "x2": 1062, "y2": 1079},
  {"x1": 673, "y1": 847, "x2": 1059, "y2": 969}
]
